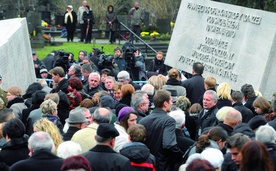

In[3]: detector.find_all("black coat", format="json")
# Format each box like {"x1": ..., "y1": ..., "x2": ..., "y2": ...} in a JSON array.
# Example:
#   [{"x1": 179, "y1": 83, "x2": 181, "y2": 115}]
[
  {"x1": 148, "y1": 58, "x2": 168, "y2": 76},
  {"x1": 217, "y1": 123, "x2": 233, "y2": 136},
  {"x1": 83, "y1": 10, "x2": 94, "y2": 27},
  {"x1": 196, "y1": 106, "x2": 219, "y2": 139},
  {"x1": 217, "y1": 98, "x2": 232, "y2": 109},
  {"x1": 244, "y1": 96, "x2": 258, "y2": 116},
  {"x1": 181, "y1": 74, "x2": 205, "y2": 104},
  {"x1": 9, "y1": 149, "x2": 64, "y2": 171},
  {"x1": 83, "y1": 84, "x2": 103, "y2": 97},
  {"x1": 51, "y1": 78, "x2": 69, "y2": 94},
  {"x1": 82, "y1": 145, "x2": 131, "y2": 171},
  {"x1": 139, "y1": 108, "x2": 183, "y2": 171},
  {"x1": 63, "y1": 11, "x2": 77, "y2": 32},
  {"x1": 0, "y1": 135, "x2": 29, "y2": 167},
  {"x1": 221, "y1": 152, "x2": 239, "y2": 171},
  {"x1": 233, "y1": 102, "x2": 253, "y2": 123},
  {"x1": 120, "y1": 142, "x2": 156, "y2": 171},
  {"x1": 63, "y1": 126, "x2": 80, "y2": 141},
  {"x1": 265, "y1": 142, "x2": 276, "y2": 171},
  {"x1": 175, "y1": 129, "x2": 195, "y2": 154}
]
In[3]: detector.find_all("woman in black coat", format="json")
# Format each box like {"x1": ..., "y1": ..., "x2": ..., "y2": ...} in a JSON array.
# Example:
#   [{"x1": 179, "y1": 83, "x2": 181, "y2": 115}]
[
  {"x1": 105, "y1": 5, "x2": 118, "y2": 44},
  {"x1": 63, "y1": 5, "x2": 77, "y2": 42},
  {"x1": 83, "y1": 5, "x2": 95, "y2": 43}
]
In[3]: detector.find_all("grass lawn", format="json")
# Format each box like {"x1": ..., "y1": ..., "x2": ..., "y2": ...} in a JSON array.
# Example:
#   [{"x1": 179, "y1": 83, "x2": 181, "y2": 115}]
[{"x1": 33, "y1": 40, "x2": 120, "y2": 60}]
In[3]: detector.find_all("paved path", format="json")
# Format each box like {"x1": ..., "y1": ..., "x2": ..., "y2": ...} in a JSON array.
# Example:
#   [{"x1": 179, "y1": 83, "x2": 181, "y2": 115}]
[{"x1": 51, "y1": 37, "x2": 128, "y2": 45}]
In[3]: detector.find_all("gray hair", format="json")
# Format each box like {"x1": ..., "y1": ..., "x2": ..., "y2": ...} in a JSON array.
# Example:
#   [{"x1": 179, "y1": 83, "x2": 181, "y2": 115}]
[
  {"x1": 105, "y1": 76, "x2": 116, "y2": 83},
  {"x1": 117, "y1": 70, "x2": 130, "y2": 80},
  {"x1": 131, "y1": 90, "x2": 146, "y2": 111},
  {"x1": 93, "y1": 107, "x2": 112, "y2": 123},
  {"x1": 57, "y1": 141, "x2": 82, "y2": 159},
  {"x1": 40, "y1": 99, "x2": 57, "y2": 114},
  {"x1": 141, "y1": 84, "x2": 155, "y2": 96},
  {"x1": 204, "y1": 90, "x2": 218, "y2": 103},
  {"x1": 169, "y1": 109, "x2": 186, "y2": 129},
  {"x1": 256, "y1": 125, "x2": 276, "y2": 144},
  {"x1": 81, "y1": 63, "x2": 93, "y2": 73},
  {"x1": 89, "y1": 72, "x2": 100, "y2": 80},
  {"x1": 29, "y1": 131, "x2": 55, "y2": 153}
]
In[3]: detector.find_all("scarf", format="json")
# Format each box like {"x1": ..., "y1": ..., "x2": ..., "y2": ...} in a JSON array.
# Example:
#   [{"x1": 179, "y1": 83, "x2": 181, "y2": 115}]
[{"x1": 64, "y1": 11, "x2": 73, "y2": 24}]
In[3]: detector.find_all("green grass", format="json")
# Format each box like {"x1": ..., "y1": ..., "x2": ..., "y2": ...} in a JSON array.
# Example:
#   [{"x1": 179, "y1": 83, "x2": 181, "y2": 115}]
[{"x1": 34, "y1": 41, "x2": 120, "y2": 60}]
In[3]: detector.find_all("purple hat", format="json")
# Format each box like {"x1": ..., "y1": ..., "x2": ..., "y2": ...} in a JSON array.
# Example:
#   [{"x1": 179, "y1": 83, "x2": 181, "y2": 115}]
[{"x1": 118, "y1": 106, "x2": 135, "y2": 122}]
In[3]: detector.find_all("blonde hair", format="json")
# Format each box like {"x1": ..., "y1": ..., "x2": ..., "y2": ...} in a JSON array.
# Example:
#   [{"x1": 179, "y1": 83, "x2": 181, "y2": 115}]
[
  {"x1": 168, "y1": 68, "x2": 179, "y2": 79},
  {"x1": 204, "y1": 76, "x2": 216, "y2": 89},
  {"x1": 7, "y1": 86, "x2": 22, "y2": 96},
  {"x1": 33, "y1": 118, "x2": 63, "y2": 153},
  {"x1": 40, "y1": 99, "x2": 57, "y2": 114},
  {"x1": 148, "y1": 75, "x2": 167, "y2": 91},
  {"x1": 217, "y1": 82, "x2": 231, "y2": 100}
]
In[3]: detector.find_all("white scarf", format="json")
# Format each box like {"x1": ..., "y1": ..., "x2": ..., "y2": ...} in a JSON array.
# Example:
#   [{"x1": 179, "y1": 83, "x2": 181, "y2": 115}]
[{"x1": 64, "y1": 11, "x2": 73, "y2": 24}]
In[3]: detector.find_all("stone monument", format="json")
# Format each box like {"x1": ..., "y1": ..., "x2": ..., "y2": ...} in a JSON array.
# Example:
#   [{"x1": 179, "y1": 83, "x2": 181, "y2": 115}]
[
  {"x1": 0, "y1": 18, "x2": 36, "y2": 93},
  {"x1": 165, "y1": 0, "x2": 276, "y2": 99}
]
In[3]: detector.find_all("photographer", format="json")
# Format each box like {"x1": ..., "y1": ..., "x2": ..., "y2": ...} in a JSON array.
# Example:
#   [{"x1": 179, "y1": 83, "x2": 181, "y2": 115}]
[
  {"x1": 98, "y1": 54, "x2": 119, "y2": 78},
  {"x1": 52, "y1": 50, "x2": 70, "y2": 74}
]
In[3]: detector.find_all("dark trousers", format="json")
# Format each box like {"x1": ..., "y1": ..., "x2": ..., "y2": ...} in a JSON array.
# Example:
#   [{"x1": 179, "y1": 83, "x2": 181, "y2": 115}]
[
  {"x1": 85, "y1": 25, "x2": 92, "y2": 43},
  {"x1": 130, "y1": 25, "x2": 141, "y2": 42},
  {"x1": 67, "y1": 31, "x2": 74, "y2": 42},
  {"x1": 108, "y1": 30, "x2": 116, "y2": 43},
  {"x1": 80, "y1": 24, "x2": 86, "y2": 41}
]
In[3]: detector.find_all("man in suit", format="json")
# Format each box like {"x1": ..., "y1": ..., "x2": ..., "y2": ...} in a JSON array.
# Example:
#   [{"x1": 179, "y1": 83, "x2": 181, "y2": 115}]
[{"x1": 9, "y1": 131, "x2": 64, "y2": 171}]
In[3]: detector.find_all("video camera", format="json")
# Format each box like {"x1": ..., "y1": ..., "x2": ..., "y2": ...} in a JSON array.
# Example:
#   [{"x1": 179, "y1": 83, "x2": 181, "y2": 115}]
[
  {"x1": 54, "y1": 50, "x2": 70, "y2": 72},
  {"x1": 122, "y1": 42, "x2": 137, "y2": 63},
  {"x1": 98, "y1": 54, "x2": 114, "y2": 67}
]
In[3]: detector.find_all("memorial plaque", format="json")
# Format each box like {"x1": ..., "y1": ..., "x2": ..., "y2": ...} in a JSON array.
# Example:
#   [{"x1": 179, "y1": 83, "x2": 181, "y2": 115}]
[
  {"x1": 165, "y1": 0, "x2": 276, "y2": 98},
  {"x1": 0, "y1": 18, "x2": 36, "y2": 93}
]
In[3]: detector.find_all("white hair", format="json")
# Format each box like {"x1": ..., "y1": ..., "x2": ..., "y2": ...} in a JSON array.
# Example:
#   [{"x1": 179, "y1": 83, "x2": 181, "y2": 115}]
[
  {"x1": 57, "y1": 141, "x2": 82, "y2": 159},
  {"x1": 256, "y1": 125, "x2": 276, "y2": 143},
  {"x1": 168, "y1": 109, "x2": 185, "y2": 129},
  {"x1": 141, "y1": 83, "x2": 155, "y2": 96}
]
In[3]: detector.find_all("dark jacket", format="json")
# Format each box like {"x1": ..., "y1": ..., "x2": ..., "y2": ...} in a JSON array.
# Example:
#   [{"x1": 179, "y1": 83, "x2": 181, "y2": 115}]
[
  {"x1": 42, "y1": 114, "x2": 63, "y2": 134},
  {"x1": 233, "y1": 102, "x2": 253, "y2": 123},
  {"x1": 268, "y1": 117, "x2": 276, "y2": 131},
  {"x1": 136, "y1": 110, "x2": 147, "y2": 123},
  {"x1": 9, "y1": 149, "x2": 64, "y2": 171},
  {"x1": 181, "y1": 74, "x2": 205, "y2": 104},
  {"x1": 82, "y1": 145, "x2": 131, "y2": 171},
  {"x1": 83, "y1": 10, "x2": 94, "y2": 27},
  {"x1": 51, "y1": 78, "x2": 69, "y2": 94},
  {"x1": 83, "y1": 84, "x2": 103, "y2": 97},
  {"x1": 196, "y1": 106, "x2": 219, "y2": 139},
  {"x1": 105, "y1": 6, "x2": 117, "y2": 31},
  {"x1": 63, "y1": 11, "x2": 77, "y2": 32},
  {"x1": 119, "y1": 94, "x2": 132, "y2": 106},
  {"x1": 0, "y1": 135, "x2": 29, "y2": 167},
  {"x1": 265, "y1": 142, "x2": 276, "y2": 171},
  {"x1": 244, "y1": 96, "x2": 258, "y2": 116},
  {"x1": 120, "y1": 142, "x2": 156, "y2": 171},
  {"x1": 63, "y1": 126, "x2": 80, "y2": 141},
  {"x1": 175, "y1": 129, "x2": 195, "y2": 154},
  {"x1": 139, "y1": 108, "x2": 183, "y2": 171},
  {"x1": 232, "y1": 123, "x2": 255, "y2": 138},
  {"x1": 221, "y1": 152, "x2": 239, "y2": 171},
  {"x1": 114, "y1": 57, "x2": 126, "y2": 71},
  {"x1": 217, "y1": 98, "x2": 232, "y2": 109},
  {"x1": 217, "y1": 123, "x2": 233, "y2": 136},
  {"x1": 149, "y1": 58, "x2": 168, "y2": 76}
]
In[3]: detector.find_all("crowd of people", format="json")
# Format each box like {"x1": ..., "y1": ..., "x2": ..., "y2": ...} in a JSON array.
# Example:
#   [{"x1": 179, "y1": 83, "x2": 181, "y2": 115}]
[
  {"x1": 62, "y1": 0, "x2": 145, "y2": 44},
  {"x1": 1, "y1": 1, "x2": 276, "y2": 171},
  {"x1": 2, "y1": 46, "x2": 276, "y2": 171}
]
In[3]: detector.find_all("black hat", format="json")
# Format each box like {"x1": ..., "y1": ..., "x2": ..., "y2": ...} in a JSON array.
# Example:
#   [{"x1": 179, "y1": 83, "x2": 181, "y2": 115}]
[
  {"x1": 248, "y1": 115, "x2": 267, "y2": 130},
  {"x1": 97, "y1": 123, "x2": 119, "y2": 138}
]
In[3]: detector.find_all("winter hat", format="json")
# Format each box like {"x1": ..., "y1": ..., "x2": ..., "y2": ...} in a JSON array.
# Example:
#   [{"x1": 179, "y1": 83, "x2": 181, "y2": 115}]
[
  {"x1": 97, "y1": 123, "x2": 119, "y2": 138},
  {"x1": 100, "y1": 95, "x2": 115, "y2": 109},
  {"x1": 201, "y1": 148, "x2": 224, "y2": 169},
  {"x1": 65, "y1": 108, "x2": 86, "y2": 124},
  {"x1": 248, "y1": 115, "x2": 267, "y2": 130},
  {"x1": 118, "y1": 106, "x2": 135, "y2": 122}
]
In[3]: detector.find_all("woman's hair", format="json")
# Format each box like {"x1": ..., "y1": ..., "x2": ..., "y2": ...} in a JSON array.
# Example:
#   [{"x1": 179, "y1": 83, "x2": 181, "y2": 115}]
[
  {"x1": 7, "y1": 86, "x2": 22, "y2": 96},
  {"x1": 80, "y1": 98, "x2": 94, "y2": 108},
  {"x1": 240, "y1": 141, "x2": 273, "y2": 171},
  {"x1": 217, "y1": 82, "x2": 231, "y2": 100},
  {"x1": 204, "y1": 76, "x2": 217, "y2": 89},
  {"x1": 148, "y1": 75, "x2": 167, "y2": 91},
  {"x1": 168, "y1": 68, "x2": 179, "y2": 79},
  {"x1": 60, "y1": 155, "x2": 92, "y2": 171},
  {"x1": 68, "y1": 77, "x2": 83, "y2": 91},
  {"x1": 186, "y1": 159, "x2": 215, "y2": 171},
  {"x1": 176, "y1": 96, "x2": 191, "y2": 111},
  {"x1": 33, "y1": 118, "x2": 63, "y2": 153},
  {"x1": 113, "y1": 83, "x2": 123, "y2": 91},
  {"x1": 40, "y1": 99, "x2": 57, "y2": 114},
  {"x1": 196, "y1": 127, "x2": 228, "y2": 153},
  {"x1": 120, "y1": 84, "x2": 135, "y2": 98},
  {"x1": 253, "y1": 96, "x2": 272, "y2": 113},
  {"x1": 189, "y1": 103, "x2": 202, "y2": 114}
]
